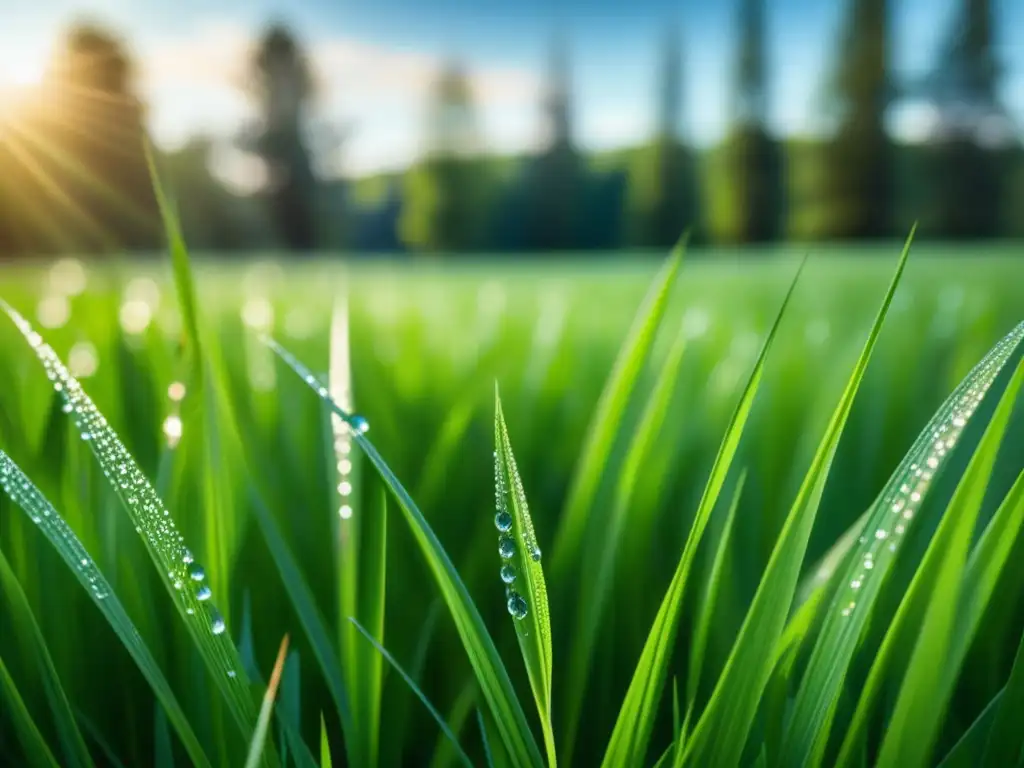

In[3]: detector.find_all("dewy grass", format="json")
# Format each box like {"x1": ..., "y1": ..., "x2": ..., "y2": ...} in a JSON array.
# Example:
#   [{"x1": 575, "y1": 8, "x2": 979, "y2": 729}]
[
  {"x1": 785, "y1": 320, "x2": 1024, "y2": 767},
  {"x1": 0, "y1": 449, "x2": 211, "y2": 768},
  {"x1": 0, "y1": 302, "x2": 266, "y2": 762},
  {"x1": 261, "y1": 335, "x2": 545, "y2": 768},
  {"x1": 494, "y1": 387, "x2": 556, "y2": 766},
  {"x1": 3, "y1": 228, "x2": 1024, "y2": 766}
]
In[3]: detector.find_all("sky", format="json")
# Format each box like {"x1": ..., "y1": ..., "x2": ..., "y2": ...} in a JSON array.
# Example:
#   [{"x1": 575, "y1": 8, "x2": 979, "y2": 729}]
[{"x1": 0, "y1": 0, "x2": 1021, "y2": 178}]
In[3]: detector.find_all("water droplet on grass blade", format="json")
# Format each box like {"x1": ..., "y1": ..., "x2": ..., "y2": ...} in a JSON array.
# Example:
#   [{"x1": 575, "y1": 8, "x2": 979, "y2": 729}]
[
  {"x1": 498, "y1": 536, "x2": 515, "y2": 559},
  {"x1": 500, "y1": 564, "x2": 517, "y2": 584},
  {"x1": 507, "y1": 592, "x2": 528, "y2": 620},
  {"x1": 196, "y1": 584, "x2": 212, "y2": 601},
  {"x1": 494, "y1": 511, "x2": 512, "y2": 532},
  {"x1": 189, "y1": 564, "x2": 205, "y2": 582},
  {"x1": 349, "y1": 414, "x2": 369, "y2": 434},
  {"x1": 211, "y1": 613, "x2": 226, "y2": 635}
]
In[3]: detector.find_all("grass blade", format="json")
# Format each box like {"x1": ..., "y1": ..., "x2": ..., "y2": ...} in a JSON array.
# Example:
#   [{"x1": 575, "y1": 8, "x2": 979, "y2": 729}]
[
  {"x1": 0, "y1": 304, "x2": 261, "y2": 756},
  {"x1": 835, "y1": 469, "x2": 1024, "y2": 767},
  {"x1": 561, "y1": 323, "x2": 687, "y2": 762},
  {"x1": 494, "y1": 387, "x2": 556, "y2": 766},
  {"x1": 320, "y1": 714, "x2": 333, "y2": 768},
  {"x1": 143, "y1": 137, "x2": 202, "y2": 365},
  {"x1": 478, "y1": 709, "x2": 495, "y2": 768},
  {"x1": 600, "y1": 255, "x2": 806, "y2": 768},
  {"x1": 0, "y1": 450, "x2": 211, "y2": 768},
  {"x1": 875, "y1": 357, "x2": 1023, "y2": 768},
  {"x1": 244, "y1": 487, "x2": 355, "y2": 750},
  {"x1": 349, "y1": 618, "x2": 474, "y2": 768},
  {"x1": 0, "y1": 549, "x2": 93, "y2": 768},
  {"x1": 680, "y1": 229, "x2": 914, "y2": 768},
  {"x1": 981, "y1": 630, "x2": 1024, "y2": 768},
  {"x1": 787, "y1": 320, "x2": 1024, "y2": 768},
  {"x1": 263, "y1": 335, "x2": 543, "y2": 768},
  {"x1": 244, "y1": 635, "x2": 290, "y2": 768},
  {"x1": 686, "y1": 471, "x2": 746, "y2": 713},
  {"x1": 937, "y1": 689, "x2": 1005, "y2": 768},
  {"x1": 550, "y1": 236, "x2": 686, "y2": 580},
  {"x1": 0, "y1": 654, "x2": 60, "y2": 768}
]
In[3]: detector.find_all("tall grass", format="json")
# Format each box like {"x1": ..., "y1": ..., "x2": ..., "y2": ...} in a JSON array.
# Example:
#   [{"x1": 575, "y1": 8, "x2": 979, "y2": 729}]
[{"x1": 0, "y1": 204, "x2": 1022, "y2": 766}]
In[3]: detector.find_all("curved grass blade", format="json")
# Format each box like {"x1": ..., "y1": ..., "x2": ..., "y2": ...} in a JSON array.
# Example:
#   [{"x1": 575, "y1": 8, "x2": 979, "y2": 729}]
[
  {"x1": 686, "y1": 471, "x2": 746, "y2": 716},
  {"x1": 550, "y1": 236, "x2": 686, "y2": 580},
  {"x1": 143, "y1": 137, "x2": 202, "y2": 366},
  {"x1": 263, "y1": 335, "x2": 543, "y2": 768},
  {"x1": 0, "y1": 304, "x2": 262, "y2": 756},
  {"x1": 494, "y1": 388, "x2": 555, "y2": 766},
  {"x1": 478, "y1": 709, "x2": 495, "y2": 768},
  {"x1": 680, "y1": 230, "x2": 914, "y2": 768},
  {"x1": 349, "y1": 618, "x2": 474, "y2": 768},
  {"x1": 0, "y1": 450, "x2": 211, "y2": 768},
  {"x1": 0, "y1": 550, "x2": 92, "y2": 768},
  {"x1": 981, "y1": 628, "x2": 1024, "y2": 768},
  {"x1": 244, "y1": 487, "x2": 355, "y2": 752},
  {"x1": 936, "y1": 688, "x2": 1005, "y2": 768},
  {"x1": 834, "y1": 469, "x2": 1024, "y2": 768},
  {"x1": 785, "y1": 321, "x2": 1024, "y2": 768},
  {"x1": 244, "y1": 635, "x2": 290, "y2": 768},
  {"x1": 600, "y1": 254, "x2": 806, "y2": 768},
  {"x1": 0, "y1": 654, "x2": 60, "y2": 768},
  {"x1": 875, "y1": 357, "x2": 1023, "y2": 768},
  {"x1": 561, "y1": 324, "x2": 687, "y2": 763}
]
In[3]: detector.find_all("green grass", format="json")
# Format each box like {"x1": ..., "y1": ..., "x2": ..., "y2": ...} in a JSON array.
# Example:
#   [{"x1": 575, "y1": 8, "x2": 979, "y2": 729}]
[{"x1": 0, "y1": 241, "x2": 1023, "y2": 768}]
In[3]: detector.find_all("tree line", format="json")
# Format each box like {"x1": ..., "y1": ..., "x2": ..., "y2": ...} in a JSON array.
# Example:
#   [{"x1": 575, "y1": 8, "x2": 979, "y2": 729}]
[{"x1": 0, "y1": 0, "x2": 1020, "y2": 258}]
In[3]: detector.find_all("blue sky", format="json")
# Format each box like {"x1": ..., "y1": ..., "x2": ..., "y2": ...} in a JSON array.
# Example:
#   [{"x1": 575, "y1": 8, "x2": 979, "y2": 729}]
[{"x1": 1, "y1": 0, "x2": 1021, "y2": 177}]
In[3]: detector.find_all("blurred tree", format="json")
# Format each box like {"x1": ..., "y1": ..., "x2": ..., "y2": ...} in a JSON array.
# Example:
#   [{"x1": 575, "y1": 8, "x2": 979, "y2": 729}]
[
  {"x1": 525, "y1": 32, "x2": 584, "y2": 251},
  {"x1": 716, "y1": 0, "x2": 783, "y2": 243},
  {"x1": 918, "y1": 0, "x2": 1012, "y2": 239},
  {"x1": 625, "y1": 23, "x2": 700, "y2": 247},
  {"x1": 0, "y1": 21, "x2": 159, "y2": 256},
  {"x1": 248, "y1": 24, "x2": 320, "y2": 251},
  {"x1": 399, "y1": 60, "x2": 490, "y2": 252},
  {"x1": 815, "y1": 0, "x2": 894, "y2": 239}
]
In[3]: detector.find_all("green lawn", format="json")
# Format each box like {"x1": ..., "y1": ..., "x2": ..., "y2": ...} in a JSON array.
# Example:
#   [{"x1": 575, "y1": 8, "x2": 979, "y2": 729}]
[{"x1": 0, "y1": 245, "x2": 1022, "y2": 767}]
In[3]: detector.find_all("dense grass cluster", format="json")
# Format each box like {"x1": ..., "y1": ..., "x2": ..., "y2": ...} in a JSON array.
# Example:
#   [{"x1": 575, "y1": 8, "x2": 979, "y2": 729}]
[{"x1": 0, "y1": 240, "x2": 1022, "y2": 768}]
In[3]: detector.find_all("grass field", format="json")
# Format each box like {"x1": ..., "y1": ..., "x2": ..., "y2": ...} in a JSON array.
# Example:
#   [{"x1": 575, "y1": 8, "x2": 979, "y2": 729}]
[{"x1": 0, "y1": 243, "x2": 1023, "y2": 768}]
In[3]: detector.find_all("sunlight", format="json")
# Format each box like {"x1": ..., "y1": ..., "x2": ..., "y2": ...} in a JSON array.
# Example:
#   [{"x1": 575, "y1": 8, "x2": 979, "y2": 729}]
[{"x1": 0, "y1": 44, "x2": 47, "y2": 109}]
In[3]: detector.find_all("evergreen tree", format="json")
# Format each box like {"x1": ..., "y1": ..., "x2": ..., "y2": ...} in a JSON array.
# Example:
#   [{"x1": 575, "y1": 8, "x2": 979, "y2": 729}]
[
  {"x1": 399, "y1": 60, "x2": 489, "y2": 252},
  {"x1": 817, "y1": 0, "x2": 893, "y2": 239},
  {"x1": 625, "y1": 23, "x2": 699, "y2": 247},
  {"x1": 249, "y1": 24, "x2": 320, "y2": 251},
  {"x1": 921, "y1": 0, "x2": 1010, "y2": 239},
  {"x1": 526, "y1": 31, "x2": 583, "y2": 251},
  {"x1": 719, "y1": 0, "x2": 782, "y2": 243}
]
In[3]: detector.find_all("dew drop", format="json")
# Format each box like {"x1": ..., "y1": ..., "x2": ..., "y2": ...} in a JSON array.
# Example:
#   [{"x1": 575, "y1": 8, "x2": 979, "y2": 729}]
[
  {"x1": 211, "y1": 613, "x2": 226, "y2": 635},
  {"x1": 506, "y1": 592, "x2": 528, "y2": 620},
  {"x1": 227, "y1": 670, "x2": 236, "y2": 678},
  {"x1": 500, "y1": 564, "x2": 517, "y2": 584},
  {"x1": 529, "y1": 545, "x2": 542, "y2": 562},
  {"x1": 349, "y1": 414, "x2": 370, "y2": 434},
  {"x1": 62, "y1": 402, "x2": 73, "y2": 414},
  {"x1": 173, "y1": 579, "x2": 183, "y2": 590},
  {"x1": 196, "y1": 584, "x2": 212, "y2": 601},
  {"x1": 494, "y1": 511, "x2": 513, "y2": 532},
  {"x1": 189, "y1": 564, "x2": 205, "y2": 582},
  {"x1": 498, "y1": 536, "x2": 515, "y2": 559}
]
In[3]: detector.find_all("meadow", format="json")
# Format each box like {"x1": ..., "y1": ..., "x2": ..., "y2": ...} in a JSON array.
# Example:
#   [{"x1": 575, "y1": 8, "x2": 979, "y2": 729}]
[{"x1": 0, "y1": 241, "x2": 1022, "y2": 768}]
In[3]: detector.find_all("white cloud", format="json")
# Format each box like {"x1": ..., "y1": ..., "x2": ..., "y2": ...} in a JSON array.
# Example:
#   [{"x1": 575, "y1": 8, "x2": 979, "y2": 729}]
[{"x1": 137, "y1": 20, "x2": 543, "y2": 173}]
